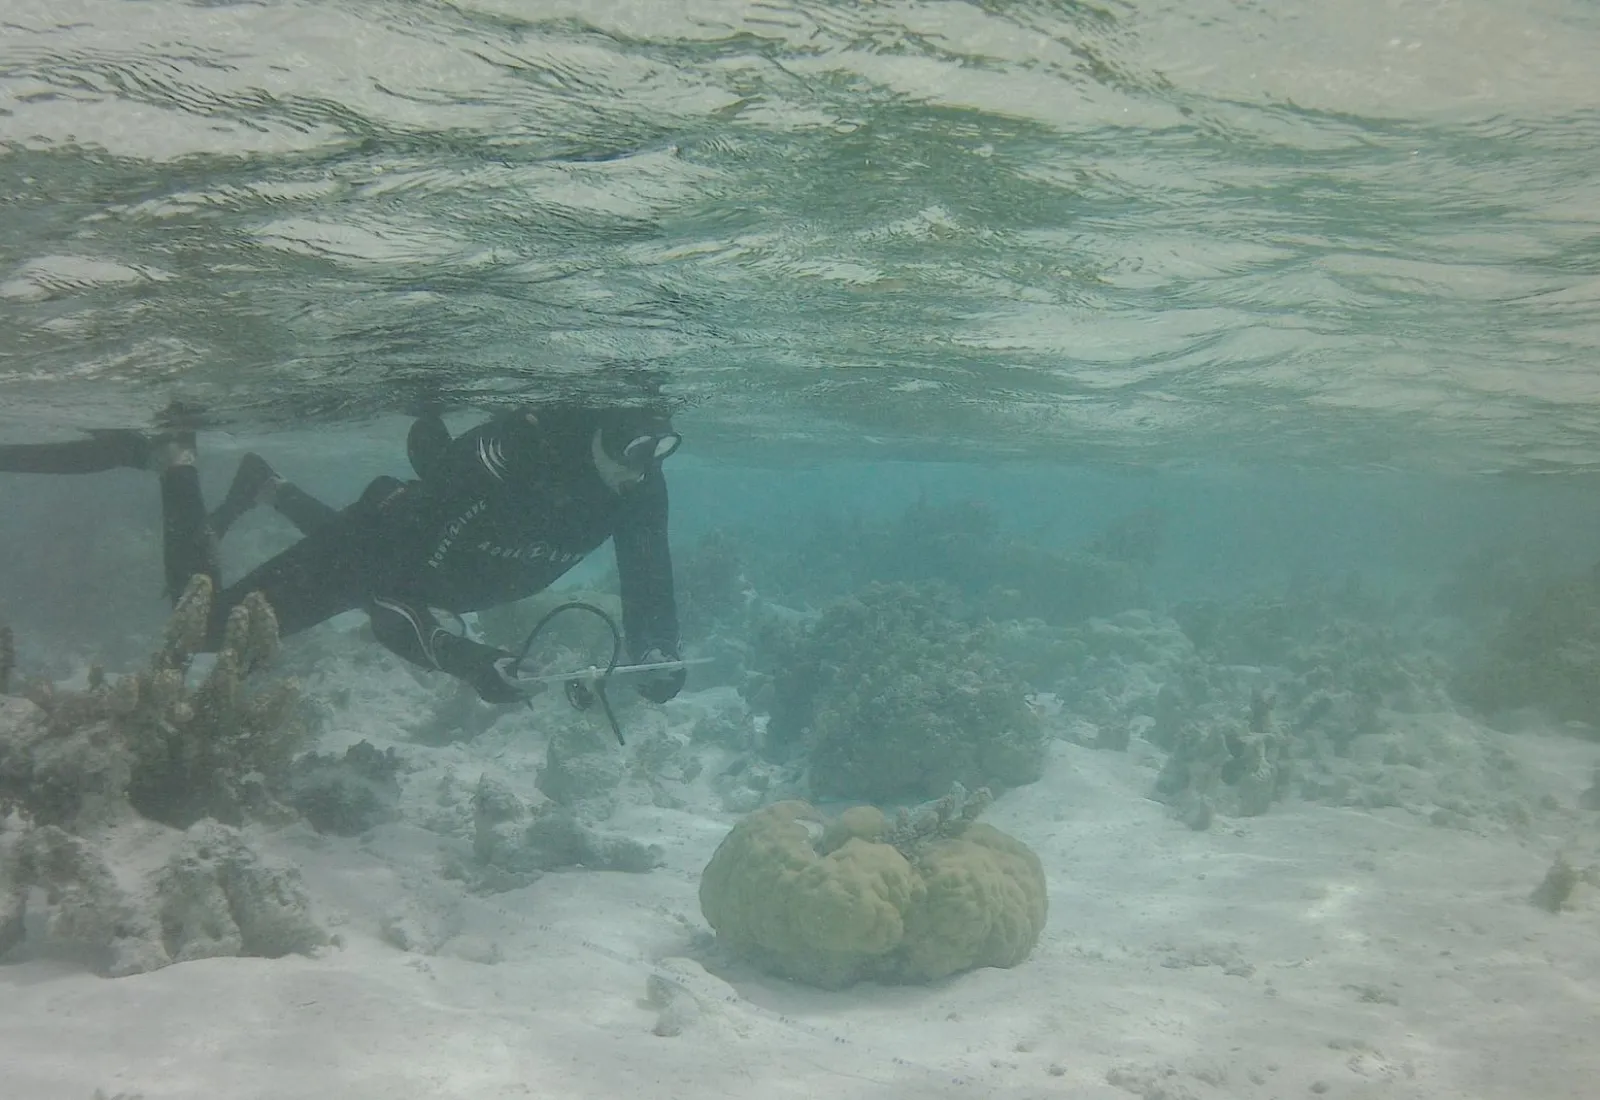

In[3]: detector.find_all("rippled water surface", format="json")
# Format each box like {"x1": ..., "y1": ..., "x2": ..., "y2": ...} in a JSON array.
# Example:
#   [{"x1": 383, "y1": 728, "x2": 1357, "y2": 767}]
[{"x1": 1, "y1": 0, "x2": 1597, "y2": 469}]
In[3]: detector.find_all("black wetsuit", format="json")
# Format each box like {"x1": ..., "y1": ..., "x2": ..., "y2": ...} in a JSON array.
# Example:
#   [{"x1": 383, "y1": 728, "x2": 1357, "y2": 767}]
[{"x1": 9, "y1": 409, "x2": 681, "y2": 702}]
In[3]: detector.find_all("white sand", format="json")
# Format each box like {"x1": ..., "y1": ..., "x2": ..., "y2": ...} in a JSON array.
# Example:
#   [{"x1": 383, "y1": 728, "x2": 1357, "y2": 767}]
[{"x1": 3, "y1": 675, "x2": 1598, "y2": 1100}]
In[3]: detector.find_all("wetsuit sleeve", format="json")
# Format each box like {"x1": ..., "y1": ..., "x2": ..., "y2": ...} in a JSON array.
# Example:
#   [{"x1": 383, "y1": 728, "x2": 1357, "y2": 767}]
[
  {"x1": 613, "y1": 465, "x2": 680, "y2": 661},
  {"x1": 366, "y1": 597, "x2": 522, "y2": 702}
]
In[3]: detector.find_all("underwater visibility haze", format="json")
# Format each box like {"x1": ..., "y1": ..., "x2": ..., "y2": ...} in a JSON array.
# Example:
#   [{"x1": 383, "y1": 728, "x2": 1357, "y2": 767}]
[{"x1": 2, "y1": 2, "x2": 1600, "y2": 1099}]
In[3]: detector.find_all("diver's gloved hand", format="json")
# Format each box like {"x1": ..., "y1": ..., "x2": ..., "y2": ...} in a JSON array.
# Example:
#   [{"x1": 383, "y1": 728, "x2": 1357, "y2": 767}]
[
  {"x1": 634, "y1": 646, "x2": 687, "y2": 704},
  {"x1": 471, "y1": 652, "x2": 548, "y2": 705}
]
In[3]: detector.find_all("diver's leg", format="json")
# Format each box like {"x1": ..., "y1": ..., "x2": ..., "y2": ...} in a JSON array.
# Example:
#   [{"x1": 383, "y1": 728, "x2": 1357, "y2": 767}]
[
  {"x1": 0, "y1": 429, "x2": 172, "y2": 474},
  {"x1": 273, "y1": 467, "x2": 410, "y2": 532},
  {"x1": 210, "y1": 452, "x2": 348, "y2": 539},
  {"x1": 193, "y1": 472, "x2": 419, "y2": 657},
  {"x1": 276, "y1": 473, "x2": 406, "y2": 534},
  {"x1": 202, "y1": 514, "x2": 374, "y2": 645},
  {"x1": 271, "y1": 482, "x2": 341, "y2": 534},
  {"x1": 155, "y1": 439, "x2": 221, "y2": 602},
  {"x1": 0, "y1": 428, "x2": 221, "y2": 602},
  {"x1": 209, "y1": 453, "x2": 281, "y2": 538},
  {"x1": 211, "y1": 459, "x2": 415, "y2": 543}
]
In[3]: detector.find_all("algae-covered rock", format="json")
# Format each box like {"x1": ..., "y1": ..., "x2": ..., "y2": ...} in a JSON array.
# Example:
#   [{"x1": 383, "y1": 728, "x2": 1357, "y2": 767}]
[
  {"x1": 0, "y1": 694, "x2": 133, "y2": 830},
  {"x1": 1154, "y1": 690, "x2": 1291, "y2": 824},
  {"x1": 0, "y1": 817, "x2": 165, "y2": 975},
  {"x1": 1529, "y1": 853, "x2": 1580, "y2": 913},
  {"x1": 0, "y1": 815, "x2": 325, "y2": 976},
  {"x1": 698, "y1": 796, "x2": 1047, "y2": 989},
  {"x1": 153, "y1": 820, "x2": 329, "y2": 965},
  {"x1": 286, "y1": 740, "x2": 402, "y2": 836},
  {"x1": 0, "y1": 584, "x2": 326, "y2": 977}
]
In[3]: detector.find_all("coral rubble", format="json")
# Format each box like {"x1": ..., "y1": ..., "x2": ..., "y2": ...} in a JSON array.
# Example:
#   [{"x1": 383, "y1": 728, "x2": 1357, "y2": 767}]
[
  {"x1": 463, "y1": 774, "x2": 662, "y2": 892},
  {"x1": 1528, "y1": 853, "x2": 1580, "y2": 913}
]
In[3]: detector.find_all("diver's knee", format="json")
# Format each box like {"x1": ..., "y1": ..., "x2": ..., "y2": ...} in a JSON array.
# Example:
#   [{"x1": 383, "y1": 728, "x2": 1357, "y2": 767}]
[{"x1": 357, "y1": 475, "x2": 408, "y2": 510}]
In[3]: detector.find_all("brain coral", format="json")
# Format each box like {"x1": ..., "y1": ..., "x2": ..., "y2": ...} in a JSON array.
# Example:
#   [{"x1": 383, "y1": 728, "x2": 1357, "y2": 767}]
[{"x1": 698, "y1": 799, "x2": 1047, "y2": 988}]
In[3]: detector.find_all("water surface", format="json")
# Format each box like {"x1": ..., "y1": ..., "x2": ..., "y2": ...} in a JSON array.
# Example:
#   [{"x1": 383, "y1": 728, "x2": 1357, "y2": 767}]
[{"x1": 1, "y1": 0, "x2": 1596, "y2": 471}]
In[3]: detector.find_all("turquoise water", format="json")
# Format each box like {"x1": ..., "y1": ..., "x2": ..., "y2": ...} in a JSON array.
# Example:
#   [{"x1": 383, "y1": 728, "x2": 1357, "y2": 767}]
[
  {"x1": 5, "y1": 6, "x2": 1600, "y2": 1099},
  {"x1": 2, "y1": 0, "x2": 1597, "y2": 470}
]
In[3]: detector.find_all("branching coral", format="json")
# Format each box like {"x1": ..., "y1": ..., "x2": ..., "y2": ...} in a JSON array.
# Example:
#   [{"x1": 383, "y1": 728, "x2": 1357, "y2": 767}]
[
  {"x1": 0, "y1": 583, "x2": 323, "y2": 975},
  {"x1": 14, "y1": 575, "x2": 305, "y2": 828},
  {"x1": 699, "y1": 790, "x2": 1047, "y2": 989},
  {"x1": 1455, "y1": 565, "x2": 1600, "y2": 729},
  {"x1": 676, "y1": 529, "x2": 753, "y2": 641},
  {"x1": 762, "y1": 582, "x2": 1045, "y2": 802},
  {"x1": 883, "y1": 781, "x2": 994, "y2": 855}
]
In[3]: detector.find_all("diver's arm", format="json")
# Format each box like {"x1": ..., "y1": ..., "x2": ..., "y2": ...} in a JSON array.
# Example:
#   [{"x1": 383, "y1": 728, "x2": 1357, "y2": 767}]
[{"x1": 613, "y1": 466, "x2": 681, "y2": 664}]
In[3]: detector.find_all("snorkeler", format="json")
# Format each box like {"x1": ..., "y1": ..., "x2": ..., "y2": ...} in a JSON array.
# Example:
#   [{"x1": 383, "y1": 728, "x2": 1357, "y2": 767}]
[{"x1": 0, "y1": 406, "x2": 687, "y2": 705}]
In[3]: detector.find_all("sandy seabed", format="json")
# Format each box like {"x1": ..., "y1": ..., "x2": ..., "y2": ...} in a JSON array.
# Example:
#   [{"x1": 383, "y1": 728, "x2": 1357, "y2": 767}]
[{"x1": 3, "y1": 650, "x2": 1598, "y2": 1100}]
